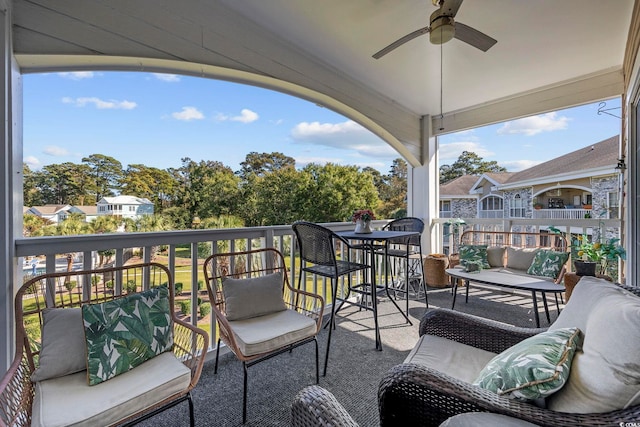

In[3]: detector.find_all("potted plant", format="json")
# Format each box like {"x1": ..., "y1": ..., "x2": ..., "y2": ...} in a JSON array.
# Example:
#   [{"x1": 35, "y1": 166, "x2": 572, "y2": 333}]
[
  {"x1": 352, "y1": 209, "x2": 375, "y2": 234},
  {"x1": 574, "y1": 233, "x2": 626, "y2": 276},
  {"x1": 533, "y1": 202, "x2": 544, "y2": 210}
]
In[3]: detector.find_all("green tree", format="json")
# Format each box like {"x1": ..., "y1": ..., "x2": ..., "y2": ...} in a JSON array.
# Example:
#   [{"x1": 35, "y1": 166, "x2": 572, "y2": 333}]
[
  {"x1": 241, "y1": 166, "x2": 312, "y2": 226},
  {"x1": 121, "y1": 164, "x2": 178, "y2": 212},
  {"x1": 439, "y1": 151, "x2": 507, "y2": 184},
  {"x1": 238, "y1": 151, "x2": 296, "y2": 179},
  {"x1": 23, "y1": 213, "x2": 51, "y2": 237},
  {"x1": 377, "y1": 158, "x2": 408, "y2": 218},
  {"x1": 35, "y1": 162, "x2": 93, "y2": 205},
  {"x1": 172, "y1": 158, "x2": 240, "y2": 222},
  {"x1": 82, "y1": 154, "x2": 124, "y2": 201},
  {"x1": 300, "y1": 163, "x2": 379, "y2": 223}
]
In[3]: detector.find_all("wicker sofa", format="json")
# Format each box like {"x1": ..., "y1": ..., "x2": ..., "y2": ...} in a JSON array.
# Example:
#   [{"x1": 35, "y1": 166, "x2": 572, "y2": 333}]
[
  {"x1": 456, "y1": 230, "x2": 569, "y2": 283},
  {"x1": 292, "y1": 278, "x2": 640, "y2": 426}
]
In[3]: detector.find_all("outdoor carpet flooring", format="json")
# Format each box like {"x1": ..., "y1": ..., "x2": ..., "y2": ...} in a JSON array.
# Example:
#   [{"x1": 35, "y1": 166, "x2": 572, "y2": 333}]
[{"x1": 141, "y1": 283, "x2": 562, "y2": 427}]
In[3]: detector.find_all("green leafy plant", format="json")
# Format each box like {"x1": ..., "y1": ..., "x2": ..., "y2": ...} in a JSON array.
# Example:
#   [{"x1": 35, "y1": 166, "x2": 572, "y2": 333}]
[
  {"x1": 64, "y1": 280, "x2": 77, "y2": 292},
  {"x1": 91, "y1": 275, "x2": 100, "y2": 285},
  {"x1": 575, "y1": 233, "x2": 626, "y2": 275},
  {"x1": 104, "y1": 280, "x2": 114, "y2": 290}
]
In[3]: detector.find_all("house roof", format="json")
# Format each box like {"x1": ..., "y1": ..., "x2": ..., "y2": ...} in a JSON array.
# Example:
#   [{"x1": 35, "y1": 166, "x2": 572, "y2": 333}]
[
  {"x1": 440, "y1": 175, "x2": 479, "y2": 197},
  {"x1": 73, "y1": 206, "x2": 98, "y2": 215},
  {"x1": 99, "y1": 196, "x2": 153, "y2": 205},
  {"x1": 27, "y1": 205, "x2": 70, "y2": 215},
  {"x1": 503, "y1": 135, "x2": 619, "y2": 185}
]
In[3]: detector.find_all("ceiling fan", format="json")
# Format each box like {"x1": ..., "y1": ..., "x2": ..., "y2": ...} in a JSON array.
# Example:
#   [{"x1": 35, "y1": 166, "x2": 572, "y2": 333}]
[{"x1": 372, "y1": 0, "x2": 497, "y2": 59}]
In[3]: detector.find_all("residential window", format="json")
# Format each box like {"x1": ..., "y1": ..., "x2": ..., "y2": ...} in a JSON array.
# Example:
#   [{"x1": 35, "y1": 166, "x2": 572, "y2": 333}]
[
  {"x1": 440, "y1": 201, "x2": 451, "y2": 218},
  {"x1": 480, "y1": 196, "x2": 504, "y2": 219},
  {"x1": 608, "y1": 191, "x2": 619, "y2": 218},
  {"x1": 510, "y1": 194, "x2": 525, "y2": 218}
]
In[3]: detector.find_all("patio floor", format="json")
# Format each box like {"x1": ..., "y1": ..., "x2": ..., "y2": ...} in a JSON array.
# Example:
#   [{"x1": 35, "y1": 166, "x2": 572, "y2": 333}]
[{"x1": 141, "y1": 284, "x2": 563, "y2": 427}]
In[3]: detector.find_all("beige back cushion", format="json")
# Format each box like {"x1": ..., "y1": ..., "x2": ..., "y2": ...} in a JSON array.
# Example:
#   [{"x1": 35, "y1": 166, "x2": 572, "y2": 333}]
[
  {"x1": 223, "y1": 272, "x2": 287, "y2": 321},
  {"x1": 486, "y1": 246, "x2": 506, "y2": 268},
  {"x1": 506, "y1": 247, "x2": 539, "y2": 271},
  {"x1": 548, "y1": 278, "x2": 640, "y2": 413}
]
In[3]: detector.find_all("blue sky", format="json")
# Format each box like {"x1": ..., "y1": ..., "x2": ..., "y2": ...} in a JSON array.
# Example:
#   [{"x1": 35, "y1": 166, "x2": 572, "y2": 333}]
[{"x1": 23, "y1": 71, "x2": 622, "y2": 174}]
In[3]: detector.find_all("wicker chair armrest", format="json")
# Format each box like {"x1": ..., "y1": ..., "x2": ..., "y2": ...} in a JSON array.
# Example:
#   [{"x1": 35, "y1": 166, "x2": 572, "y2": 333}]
[
  {"x1": 172, "y1": 318, "x2": 209, "y2": 390},
  {"x1": 0, "y1": 350, "x2": 34, "y2": 427},
  {"x1": 379, "y1": 363, "x2": 640, "y2": 427},
  {"x1": 291, "y1": 385, "x2": 360, "y2": 427},
  {"x1": 418, "y1": 309, "x2": 545, "y2": 353}
]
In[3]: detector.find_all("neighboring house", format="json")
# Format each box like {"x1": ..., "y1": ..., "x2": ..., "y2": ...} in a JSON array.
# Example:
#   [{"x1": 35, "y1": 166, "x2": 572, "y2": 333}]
[
  {"x1": 73, "y1": 206, "x2": 99, "y2": 222},
  {"x1": 97, "y1": 196, "x2": 154, "y2": 219},
  {"x1": 25, "y1": 204, "x2": 74, "y2": 224},
  {"x1": 439, "y1": 135, "x2": 621, "y2": 222}
]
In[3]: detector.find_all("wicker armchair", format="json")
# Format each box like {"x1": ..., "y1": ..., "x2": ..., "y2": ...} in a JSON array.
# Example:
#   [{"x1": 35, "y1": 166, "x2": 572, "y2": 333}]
[
  {"x1": 378, "y1": 307, "x2": 640, "y2": 426},
  {"x1": 203, "y1": 248, "x2": 324, "y2": 423},
  {"x1": 0, "y1": 263, "x2": 208, "y2": 427},
  {"x1": 291, "y1": 385, "x2": 360, "y2": 427}
]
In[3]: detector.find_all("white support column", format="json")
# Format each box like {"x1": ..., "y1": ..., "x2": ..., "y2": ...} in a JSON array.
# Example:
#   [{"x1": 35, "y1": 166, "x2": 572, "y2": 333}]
[
  {"x1": 408, "y1": 115, "x2": 439, "y2": 254},
  {"x1": 0, "y1": 0, "x2": 19, "y2": 373}
]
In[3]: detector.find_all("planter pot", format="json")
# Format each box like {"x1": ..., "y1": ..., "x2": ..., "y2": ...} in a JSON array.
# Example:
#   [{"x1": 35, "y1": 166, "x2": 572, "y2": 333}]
[
  {"x1": 354, "y1": 219, "x2": 373, "y2": 234},
  {"x1": 574, "y1": 260, "x2": 597, "y2": 276}
]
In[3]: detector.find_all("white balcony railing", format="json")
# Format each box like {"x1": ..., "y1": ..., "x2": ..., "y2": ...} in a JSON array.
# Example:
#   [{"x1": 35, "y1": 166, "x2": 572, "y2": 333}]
[
  {"x1": 14, "y1": 217, "x2": 623, "y2": 351},
  {"x1": 532, "y1": 208, "x2": 592, "y2": 220}
]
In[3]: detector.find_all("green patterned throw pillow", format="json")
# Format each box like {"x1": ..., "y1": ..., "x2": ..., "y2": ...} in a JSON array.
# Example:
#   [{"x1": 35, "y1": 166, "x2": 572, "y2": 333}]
[
  {"x1": 473, "y1": 327, "x2": 582, "y2": 400},
  {"x1": 459, "y1": 245, "x2": 490, "y2": 271},
  {"x1": 82, "y1": 285, "x2": 173, "y2": 385},
  {"x1": 526, "y1": 250, "x2": 569, "y2": 278}
]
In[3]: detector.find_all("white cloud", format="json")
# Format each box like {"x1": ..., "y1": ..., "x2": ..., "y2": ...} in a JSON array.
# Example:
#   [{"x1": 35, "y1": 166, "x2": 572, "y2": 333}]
[
  {"x1": 216, "y1": 109, "x2": 259, "y2": 123},
  {"x1": 291, "y1": 120, "x2": 395, "y2": 158},
  {"x1": 43, "y1": 145, "x2": 70, "y2": 156},
  {"x1": 62, "y1": 97, "x2": 137, "y2": 110},
  {"x1": 153, "y1": 73, "x2": 180, "y2": 82},
  {"x1": 57, "y1": 71, "x2": 95, "y2": 80},
  {"x1": 497, "y1": 112, "x2": 569, "y2": 136},
  {"x1": 24, "y1": 156, "x2": 40, "y2": 167},
  {"x1": 171, "y1": 106, "x2": 204, "y2": 121},
  {"x1": 438, "y1": 141, "x2": 494, "y2": 164}
]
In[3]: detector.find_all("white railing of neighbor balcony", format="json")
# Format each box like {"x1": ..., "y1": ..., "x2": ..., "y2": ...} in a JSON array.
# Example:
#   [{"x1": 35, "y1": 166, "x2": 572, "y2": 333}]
[{"x1": 532, "y1": 209, "x2": 592, "y2": 220}]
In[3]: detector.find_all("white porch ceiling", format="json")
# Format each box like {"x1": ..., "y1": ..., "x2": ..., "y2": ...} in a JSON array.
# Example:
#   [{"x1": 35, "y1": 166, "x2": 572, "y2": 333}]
[{"x1": 10, "y1": 0, "x2": 633, "y2": 166}]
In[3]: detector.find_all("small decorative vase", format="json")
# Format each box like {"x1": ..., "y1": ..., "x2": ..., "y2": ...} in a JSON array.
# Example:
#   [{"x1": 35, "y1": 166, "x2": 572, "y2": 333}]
[
  {"x1": 354, "y1": 219, "x2": 373, "y2": 234},
  {"x1": 574, "y1": 260, "x2": 597, "y2": 277}
]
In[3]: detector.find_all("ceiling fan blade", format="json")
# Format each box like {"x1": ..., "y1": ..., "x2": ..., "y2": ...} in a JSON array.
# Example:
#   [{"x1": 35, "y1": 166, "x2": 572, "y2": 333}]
[
  {"x1": 372, "y1": 25, "x2": 430, "y2": 59},
  {"x1": 439, "y1": 0, "x2": 464, "y2": 17},
  {"x1": 454, "y1": 22, "x2": 497, "y2": 52}
]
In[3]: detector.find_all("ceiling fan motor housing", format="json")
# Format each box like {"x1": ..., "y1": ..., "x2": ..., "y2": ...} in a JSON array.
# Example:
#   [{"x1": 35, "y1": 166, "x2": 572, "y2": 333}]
[{"x1": 429, "y1": 11, "x2": 455, "y2": 44}]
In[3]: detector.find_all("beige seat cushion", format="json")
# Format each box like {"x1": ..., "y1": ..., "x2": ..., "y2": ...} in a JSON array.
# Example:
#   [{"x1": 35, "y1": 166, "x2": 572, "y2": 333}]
[
  {"x1": 229, "y1": 309, "x2": 317, "y2": 356},
  {"x1": 32, "y1": 352, "x2": 191, "y2": 427},
  {"x1": 548, "y1": 278, "x2": 640, "y2": 413},
  {"x1": 404, "y1": 335, "x2": 497, "y2": 383}
]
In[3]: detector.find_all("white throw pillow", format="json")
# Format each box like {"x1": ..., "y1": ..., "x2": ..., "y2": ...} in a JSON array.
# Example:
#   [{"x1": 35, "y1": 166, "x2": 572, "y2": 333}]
[
  {"x1": 548, "y1": 279, "x2": 640, "y2": 413},
  {"x1": 31, "y1": 308, "x2": 87, "y2": 382}
]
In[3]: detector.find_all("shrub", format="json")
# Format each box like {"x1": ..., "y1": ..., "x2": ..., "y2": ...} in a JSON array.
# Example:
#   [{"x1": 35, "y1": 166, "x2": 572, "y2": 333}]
[
  {"x1": 104, "y1": 280, "x2": 114, "y2": 290},
  {"x1": 125, "y1": 279, "x2": 137, "y2": 294},
  {"x1": 175, "y1": 282, "x2": 183, "y2": 295},
  {"x1": 179, "y1": 300, "x2": 191, "y2": 315},
  {"x1": 64, "y1": 280, "x2": 77, "y2": 292},
  {"x1": 197, "y1": 280, "x2": 204, "y2": 291},
  {"x1": 197, "y1": 297, "x2": 203, "y2": 306},
  {"x1": 91, "y1": 275, "x2": 100, "y2": 285},
  {"x1": 199, "y1": 302, "x2": 211, "y2": 317}
]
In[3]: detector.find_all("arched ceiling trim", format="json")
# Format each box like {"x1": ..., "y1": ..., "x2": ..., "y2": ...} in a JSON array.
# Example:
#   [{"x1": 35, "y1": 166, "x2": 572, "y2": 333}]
[{"x1": 16, "y1": 54, "x2": 422, "y2": 167}]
